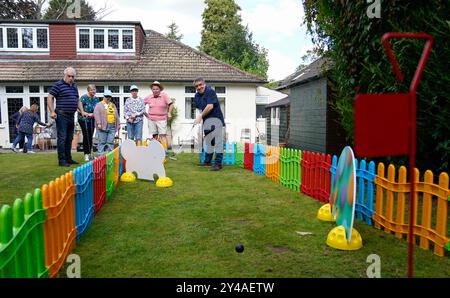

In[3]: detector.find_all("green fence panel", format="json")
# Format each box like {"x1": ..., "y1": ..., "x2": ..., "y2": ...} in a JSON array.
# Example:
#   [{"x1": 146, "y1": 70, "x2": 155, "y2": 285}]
[
  {"x1": 235, "y1": 142, "x2": 245, "y2": 168},
  {"x1": 106, "y1": 151, "x2": 116, "y2": 200},
  {"x1": 280, "y1": 148, "x2": 301, "y2": 192},
  {"x1": 0, "y1": 189, "x2": 48, "y2": 278}
]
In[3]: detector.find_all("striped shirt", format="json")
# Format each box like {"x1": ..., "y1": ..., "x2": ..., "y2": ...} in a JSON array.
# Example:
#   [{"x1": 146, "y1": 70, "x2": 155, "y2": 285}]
[{"x1": 49, "y1": 79, "x2": 79, "y2": 113}]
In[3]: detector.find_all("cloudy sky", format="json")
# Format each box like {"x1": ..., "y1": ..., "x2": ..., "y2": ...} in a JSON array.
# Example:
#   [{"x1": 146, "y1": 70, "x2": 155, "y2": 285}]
[{"x1": 95, "y1": 0, "x2": 314, "y2": 81}]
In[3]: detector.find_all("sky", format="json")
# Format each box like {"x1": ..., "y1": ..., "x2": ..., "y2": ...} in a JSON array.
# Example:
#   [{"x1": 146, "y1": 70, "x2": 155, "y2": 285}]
[{"x1": 95, "y1": 0, "x2": 314, "y2": 81}]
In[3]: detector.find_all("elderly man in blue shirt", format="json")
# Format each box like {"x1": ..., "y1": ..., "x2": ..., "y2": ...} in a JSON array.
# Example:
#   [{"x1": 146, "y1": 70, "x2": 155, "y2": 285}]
[{"x1": 47, "y1": 67, "x2": 87, "y2": 167}]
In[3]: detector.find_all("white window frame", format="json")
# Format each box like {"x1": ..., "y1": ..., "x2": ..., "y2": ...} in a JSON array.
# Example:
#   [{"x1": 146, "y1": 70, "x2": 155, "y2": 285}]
[
  {"x1": 0, "y1": 25, "x2": 49, "y2": 52},
  {"x1": 76, "y1": 25, "x2": 135, "y2": 53}
]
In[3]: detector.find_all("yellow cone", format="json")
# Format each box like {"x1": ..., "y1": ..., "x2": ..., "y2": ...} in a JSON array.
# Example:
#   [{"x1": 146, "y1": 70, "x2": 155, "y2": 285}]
[
  {"x1": 156, "y1": 177, "x2": 173, "y2": 188},
  {"x1": 120, "y1": 172, "x2": 136, "y2": 182},
  {"x1": 326, "y1": 226, "x2": 363, "y2": 251},
  {"x1": 317, "y1": 203, "x2": 335, "y2": 222}
]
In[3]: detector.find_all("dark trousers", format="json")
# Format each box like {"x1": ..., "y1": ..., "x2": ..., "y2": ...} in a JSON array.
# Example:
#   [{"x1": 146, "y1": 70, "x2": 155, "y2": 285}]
[
  {"x1": 56, "y1": 111, "x2": 75, "y2": 163},
  {"x1": 204, "y1": 128, "x2": 223, "y2": 166},
  {"x1": 78, "y1": 118, "x2": 95, "y2": 154}
]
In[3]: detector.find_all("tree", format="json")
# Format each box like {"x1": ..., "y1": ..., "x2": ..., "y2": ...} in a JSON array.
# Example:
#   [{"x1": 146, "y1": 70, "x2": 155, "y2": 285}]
[
  {"x1": 200, "y1": 0, "x2": 269, "y2": 79},
  {"x1": 0, "y1": 0, "x2": 43, "y2": 19},
  {"x1": 43, "y1": 0, "x2": 111, "y2": 20},
  {"x1": 165, "y1": 21, "x2": 183, "y2": 41},
  {"x1": 303, "y1": 0, "x2": 450, "y2": 173}
]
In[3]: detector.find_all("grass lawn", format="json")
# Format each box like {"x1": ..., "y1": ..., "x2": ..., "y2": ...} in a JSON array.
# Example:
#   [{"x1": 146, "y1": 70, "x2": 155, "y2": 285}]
[{"x1": 0, "y1": 150, "x2": 449, "y2": 277}]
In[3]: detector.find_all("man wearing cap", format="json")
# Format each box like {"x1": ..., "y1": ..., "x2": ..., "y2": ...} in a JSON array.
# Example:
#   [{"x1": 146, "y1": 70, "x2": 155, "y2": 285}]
[
  {"x1": 144, "y1": 81, "x2": 174, "y2": 148},
  {"x1": 93, "y1": 90, "x2": 120, "y2": 155},
  {"x1": 124, "y1": 85, "x2": 146, "y2": 144}
]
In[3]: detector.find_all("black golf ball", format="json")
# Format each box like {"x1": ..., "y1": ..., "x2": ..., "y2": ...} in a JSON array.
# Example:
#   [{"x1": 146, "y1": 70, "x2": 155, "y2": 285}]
[{"x1": 235, "y1": 244, "x2": 244, "y2": 253}]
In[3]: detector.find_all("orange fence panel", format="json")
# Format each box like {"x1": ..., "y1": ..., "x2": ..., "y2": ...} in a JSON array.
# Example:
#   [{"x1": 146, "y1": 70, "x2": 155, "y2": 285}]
[
  {"x1": 373, "y1": 163, "x2": 449, "y2": 257},
  {"x1": 265, "y1": 146, "x2": 280, "y2": 183},
  {"x1": 42, "y1": 171, "x2": 77, "y2": 277}
]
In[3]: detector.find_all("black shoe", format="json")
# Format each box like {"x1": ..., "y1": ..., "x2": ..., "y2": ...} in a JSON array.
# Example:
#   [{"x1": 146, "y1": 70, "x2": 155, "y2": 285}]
[
  {"x1": 209, "y1": 164, "x2": 222, "y2": 171},
  {"x1": 198, "y1": 162, "x2": 211, "y2": 167},
  {"x1": 67, "y1": 160, "x2": 79, "y2": 165},
  {"x1": 59, "y1": 162, "x2": 70, "y2": 167}
]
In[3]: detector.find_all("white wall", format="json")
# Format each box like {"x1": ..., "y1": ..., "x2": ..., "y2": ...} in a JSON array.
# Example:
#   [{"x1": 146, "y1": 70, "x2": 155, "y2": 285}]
[{"x1": 0, "y1": 83, "x2": 258, "y2": 147}]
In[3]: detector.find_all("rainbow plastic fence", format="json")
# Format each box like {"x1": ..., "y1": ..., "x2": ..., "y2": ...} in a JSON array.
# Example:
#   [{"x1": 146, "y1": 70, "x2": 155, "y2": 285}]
[{"x1": 1, "y1": 144, "x2": 449, "y2": 278}]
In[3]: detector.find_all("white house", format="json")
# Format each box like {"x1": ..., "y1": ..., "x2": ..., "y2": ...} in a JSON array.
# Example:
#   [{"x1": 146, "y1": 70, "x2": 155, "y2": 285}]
[{"x1": 0, "y1": 19, "x2": 267, "y2": 149}]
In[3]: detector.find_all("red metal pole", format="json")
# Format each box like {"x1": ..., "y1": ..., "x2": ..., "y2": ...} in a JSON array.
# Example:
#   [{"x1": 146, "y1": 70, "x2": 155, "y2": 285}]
[{"x1": 382, "y1": 32, "x2": 433, "y2": 278}]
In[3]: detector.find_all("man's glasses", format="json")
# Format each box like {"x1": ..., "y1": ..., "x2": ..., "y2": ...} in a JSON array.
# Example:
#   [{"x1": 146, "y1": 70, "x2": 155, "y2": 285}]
[
  {"x1": 67, "y1": 75, "x2": 75, "y2": 78},
  {"x1": 195, "y1": 84, "x2": 203, "y2": 88}
]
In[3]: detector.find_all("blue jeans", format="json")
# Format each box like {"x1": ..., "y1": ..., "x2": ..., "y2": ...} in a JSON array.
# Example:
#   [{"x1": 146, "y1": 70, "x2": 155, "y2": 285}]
[
  {"x1": 126, "y1": 120, "x2": 143, "y2": 144},
  {"x1": 12, "y1": 132, "x2": 33, "y2": 151},
  {"x1": 56, "y1": 111, "x2": 75, "y2": 163},
  {"x1": 97, "y1": 124, "x2": 116, "y2": 155},
  {"x1": 204, "y1": 128, "x2": 223, "y2": 166}
]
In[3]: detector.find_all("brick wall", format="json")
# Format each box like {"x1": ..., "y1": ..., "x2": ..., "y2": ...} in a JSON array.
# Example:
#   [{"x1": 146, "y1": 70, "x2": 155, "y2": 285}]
[{"x1": 49, "y1": 24, "x2": 76, "y2": 60}]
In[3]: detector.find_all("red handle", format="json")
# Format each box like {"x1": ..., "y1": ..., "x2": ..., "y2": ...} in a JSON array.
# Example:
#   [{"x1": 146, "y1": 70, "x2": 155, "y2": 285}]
[{"x1": 382, "y1": 32, "x2": 434, "y2": 93}]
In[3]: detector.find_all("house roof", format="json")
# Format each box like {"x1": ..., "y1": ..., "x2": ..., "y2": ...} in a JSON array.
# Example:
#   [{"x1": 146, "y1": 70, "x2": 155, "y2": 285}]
[
  {"x1": 0, "y1": 29, "x2": 266, "y2": 84},
  {"x1": 276, "y1": 57, "x2": 331, "y2": 90},
  {"x1": 265, "y1": 96, "x2": 290, "y2": 108}
]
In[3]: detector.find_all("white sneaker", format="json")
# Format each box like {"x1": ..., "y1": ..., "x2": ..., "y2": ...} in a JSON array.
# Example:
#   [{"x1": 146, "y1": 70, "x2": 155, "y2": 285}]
[
  {"x1": 84, "y1": 154, "x2": 90, "y2": 161},
  {"x1": 27, "y1": 151, "x2": 36, "y2": 154},
  {"x1": 10, "y1": 146, "x2": 18, "y2": 153}
]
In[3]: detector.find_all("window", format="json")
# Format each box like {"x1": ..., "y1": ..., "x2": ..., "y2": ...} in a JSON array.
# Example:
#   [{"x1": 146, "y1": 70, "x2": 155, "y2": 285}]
[
  {"x1": 122, "y1": 30, "x2": 133, "y2": 49},
  {"x1": 108, "y1": 29, "x2": 119, "y2": 49},
  {"x1": 44, "y1": 85, "x2": 52, "y2": 93},
  {"x1": 219, "y1": 97, "x2": 225, "y2": 118},
  {"x1": 185, "y1": 97, "x2": 196, "y2": 120},
  {"x1": 94, "y1": 29, "x2": 104, "y2": 49},
  {"x1": 109, "y1": 86, "x2": 120, "y2": 93},
  {"x1": 6, "y1": 86, "x2": 24, "y2": 93},
  {"x1": 123, "y1": 86, "x2": 131, "y2": 93},
  {"x1": 36, "y1": 28, "x2": 47, "y2": 48},
  {"x1": 21, "y1": 28, "x2": 33, "y2": 49},
  {"x1": 1, "y1": 27, "x2": 48, "y2": 51},
  {"x1": 7, "y1": 28, "x2": 18, "y2": 48},
  {"x1": 215, "y1": 86, "x2": 226, "y2": 94},
  {"x1": 77, "y1": 27, "x2": 135, "y2": 52},
  {"x1": 29, "y1": 86, "x2": 40, "y2": 93},
  {"x1": 256, "y1": 105, "x2": 265, "y2": 119},
  {"x1": 96, "y1": 85, "x2": 105, "y2": 93},
  {"x1": 79, "y1": 29, "x2": 90, "y2": 49},
  {"x1": 185, "y1": 86, "x2": 196, "y2": 94}
]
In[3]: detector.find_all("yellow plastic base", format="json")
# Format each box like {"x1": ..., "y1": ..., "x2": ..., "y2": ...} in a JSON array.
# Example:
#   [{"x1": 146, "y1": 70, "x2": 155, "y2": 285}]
[
  {"x1": 120, "y1": 172, "x2": 136, "y2": 182},
  {"x1": 326, "y1": 226, "x2": 363, "y2": 251},
  {"x1": 156, "y1": 177, "x2": 173, "y2": 188},
  {"x1": 317, "y1": 203, "x2": 335, "y2": 222}
]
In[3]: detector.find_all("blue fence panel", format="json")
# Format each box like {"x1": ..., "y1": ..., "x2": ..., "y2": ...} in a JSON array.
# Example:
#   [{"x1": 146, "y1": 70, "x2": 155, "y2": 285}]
[
  {"x1": 253, "y1": 144, "x2": 266, "y2": 176},
  {"x1": 74, "y1": 162, "x2": 94, "y2": 242},
  {"x1": 223, "y1": 142, "x2": 236, "y2": 165},
  {"x1": 355, "y1": 159, "x2": 376, "y2": 225},
  {"x1": 119, "y1": 145, "x2": 123, "y2": 176},
  {"x1": 328, "y1": 155, "x2": 338, "y2": 202}
]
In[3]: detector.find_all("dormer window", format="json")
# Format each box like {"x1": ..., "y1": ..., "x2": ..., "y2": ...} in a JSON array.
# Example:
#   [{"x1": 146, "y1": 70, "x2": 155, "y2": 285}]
[
  {"x1": 0, "y1": 25, "x2": 49, "y2": 51},
  {"x1": 77, "y1": 26, "x2": 135, "y2": 53}
]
